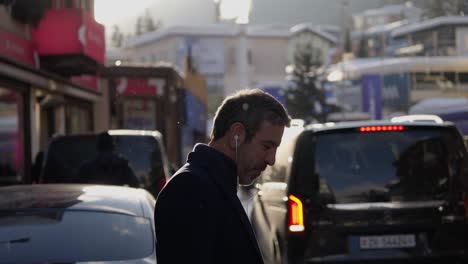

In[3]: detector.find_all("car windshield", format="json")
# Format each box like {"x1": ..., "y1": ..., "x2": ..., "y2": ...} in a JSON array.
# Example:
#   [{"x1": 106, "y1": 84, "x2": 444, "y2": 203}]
[
  {"x1": 43, "y1": 135, "x2": 163, "y2": 183},
  {"x1": 310, "y1": 127, "x2": 465, "y2": 203},
  {"x1": 0, "y1": 210, "x2": 153, "y2": 262}
]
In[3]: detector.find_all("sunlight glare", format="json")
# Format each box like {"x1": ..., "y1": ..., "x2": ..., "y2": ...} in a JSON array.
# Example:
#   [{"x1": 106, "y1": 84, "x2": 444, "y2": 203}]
[
  {"x1": 94, "y1": 0, "x2": 155, "y2": 27},
  {"x1": 219, "y1": 0, "x2": 252, "y2": 24}
]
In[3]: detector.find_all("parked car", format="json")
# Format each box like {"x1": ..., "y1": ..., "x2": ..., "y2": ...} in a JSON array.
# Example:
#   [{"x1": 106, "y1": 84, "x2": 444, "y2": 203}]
[
  {"x1": 0, "y1": 184, "x2": 156, "y2": 263},
  {"x1": 40, "y1": 129, "x2": 171, "y2": 197},
  {"x1": 252, "y1": 120, "x2": 468, "y2": 264}
]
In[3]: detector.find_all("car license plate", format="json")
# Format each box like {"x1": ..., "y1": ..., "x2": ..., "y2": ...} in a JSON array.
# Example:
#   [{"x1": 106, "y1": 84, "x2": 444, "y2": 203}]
[{"x1": 359, "y1": 234, "x2": 416, "y2": 249}]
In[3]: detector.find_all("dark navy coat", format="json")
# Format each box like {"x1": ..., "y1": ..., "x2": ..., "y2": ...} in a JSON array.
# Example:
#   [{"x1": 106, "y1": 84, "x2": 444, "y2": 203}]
[{"x1": 154, "y1": 144, "x2": 264, "y2": 264}]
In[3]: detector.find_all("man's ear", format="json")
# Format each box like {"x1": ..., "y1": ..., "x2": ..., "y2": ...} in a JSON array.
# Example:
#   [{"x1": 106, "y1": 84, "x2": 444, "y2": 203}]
[{"x1": 228, "y1": 122, "x2": 245, "y2": 148}]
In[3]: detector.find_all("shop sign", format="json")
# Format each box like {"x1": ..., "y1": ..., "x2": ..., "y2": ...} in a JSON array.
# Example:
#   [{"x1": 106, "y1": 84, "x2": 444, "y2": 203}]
[
  {"x1": 122, "y1": 99, "x2": 156, "y2": 130},
  {"x1": 0, "y1": 28, "x2": 38, "y2": 67},
  {"x1": 116, "y1": 78, "x2": 165, "y2": 96},
  {"x1": 361, "y1": 74, "x2": 382, "y2": 120},
  {"x1": 184, "y1": 90, "x2": 206, "y2": 133},
  {"x1": 32, "y1": 9, "x2": 105, "y2": 64}
]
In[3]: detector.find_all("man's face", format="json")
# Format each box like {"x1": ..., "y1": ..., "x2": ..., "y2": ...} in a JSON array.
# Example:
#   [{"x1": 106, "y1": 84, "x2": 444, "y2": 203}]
[{"x1": 237, "y1": 121, "x2": 285, "y2": 185}]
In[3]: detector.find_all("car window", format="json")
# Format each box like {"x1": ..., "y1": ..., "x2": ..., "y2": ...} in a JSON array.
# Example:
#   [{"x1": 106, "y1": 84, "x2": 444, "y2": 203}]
[
  {"x1": 0, "y1": 210, "x2": 153, "y2": 262},
  {"x1": 42, "y1": 134, "x2": 164, "y2": 184},
  {"x1": 42, "y1": 136, "x2": 98, "y2": 182},
  {"x1": 296, "y1": 127, "x2": 465, "y2": 203}
]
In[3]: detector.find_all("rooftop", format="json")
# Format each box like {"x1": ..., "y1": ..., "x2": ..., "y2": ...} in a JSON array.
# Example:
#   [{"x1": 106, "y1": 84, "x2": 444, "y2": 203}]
[
  {"x1": 126, "y1": 24, "x2": 291, "y2": 48},
  {"x1": 290, "y1": 23, "x2": 338, "y2": 44}
]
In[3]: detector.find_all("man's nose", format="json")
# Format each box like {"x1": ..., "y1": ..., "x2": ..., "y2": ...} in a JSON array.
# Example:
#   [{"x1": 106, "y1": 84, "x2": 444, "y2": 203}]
[{"x1": 265, "y1": 150, "x2": 276, "y2": 166}]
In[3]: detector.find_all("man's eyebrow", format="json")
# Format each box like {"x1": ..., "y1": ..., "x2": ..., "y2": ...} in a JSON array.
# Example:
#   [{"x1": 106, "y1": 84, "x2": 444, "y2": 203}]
[{"x1": 261, "y1": 140, "x2": 280, "y2": 147}]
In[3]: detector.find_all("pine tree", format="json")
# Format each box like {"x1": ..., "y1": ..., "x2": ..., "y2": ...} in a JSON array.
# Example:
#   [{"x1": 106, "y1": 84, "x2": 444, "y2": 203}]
[
  {"x1": 135, "y1": 9, "x2": 162, "y2": 35},
  {"x1": 135, "y1": 17, "x2": 144, "y2": 36},
  {"x1": 284, "y1": 44, "x2": 329, "y2": 122},
  {"x1": 144, "y1": 9, "x2": 157, "y2": 32},
  {"x1": 423, "y1": 0, "x2": 466, "y2": 18},
  {"x1": 111, "y1": 25, "x2": 124, "y2": 47}
]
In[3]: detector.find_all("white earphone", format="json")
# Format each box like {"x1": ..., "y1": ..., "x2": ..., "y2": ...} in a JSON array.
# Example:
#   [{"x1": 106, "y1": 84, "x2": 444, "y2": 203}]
[
  {"x1": 234, "y1": 134, "x2": 239, "y2": 147},
  {"x1": 234, "y1": 134, "x2": 239, "y2": 188}
]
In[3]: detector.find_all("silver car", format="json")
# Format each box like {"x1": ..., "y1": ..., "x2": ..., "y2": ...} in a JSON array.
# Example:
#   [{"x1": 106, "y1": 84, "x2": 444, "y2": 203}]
[{"x1": 0, "y1": 184, "x2": 156, "y2": 263}]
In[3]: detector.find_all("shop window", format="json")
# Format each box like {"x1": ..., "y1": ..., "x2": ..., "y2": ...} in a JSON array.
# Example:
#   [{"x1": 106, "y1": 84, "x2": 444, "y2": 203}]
[
  {"x1": 0, "y1": 88, "x2": 23, "y2": 185},
  {"x1": 65, "y1": 105, "x2": 93, "y2": 133}
]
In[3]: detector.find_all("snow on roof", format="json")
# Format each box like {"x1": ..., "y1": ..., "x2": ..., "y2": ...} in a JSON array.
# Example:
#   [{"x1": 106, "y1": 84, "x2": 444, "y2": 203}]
[
  {"x1": 126, "y1": 24, "x2": 237, "y2": 47},
  {"x1": 410, "y1": 98, "x2": 468, "y2": 115},
  {"x1": 126, "y1": 24, "x2": 290, "y2": 47},
  {"x1": 364, "y1": 20, "x2": 409, "y2": 35},
  {"x1": 328, "y1": 56, "x2": 468, "y2": 80},
  {"x1": 290, "y1": 23, "x2": 338, "y2": 44},
  {"x1": 360, "y1": 4, "x2": 419, "y2": 17},
  {"x1": 246, "y1": 24, "x2": 291, "y2": 37},
  {"x1": 316, "y1": 24, "x2": 341, "y2": 33},
  {"x1": 392, "y1": 16, "x2": 468, "y2": 38}
]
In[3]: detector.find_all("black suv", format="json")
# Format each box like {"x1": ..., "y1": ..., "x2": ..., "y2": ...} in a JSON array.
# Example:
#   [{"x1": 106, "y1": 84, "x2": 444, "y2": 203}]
[
  {"x1": 251, "y1": 120, "x2": 468, "y2": 263},
  {"x1": 40, "y1": 130, "x2": 171, "y2": 197}
]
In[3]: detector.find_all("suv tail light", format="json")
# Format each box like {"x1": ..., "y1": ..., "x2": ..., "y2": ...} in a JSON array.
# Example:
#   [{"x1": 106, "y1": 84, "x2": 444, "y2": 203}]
[
  {"x1": 359, "y1": 126, "x2": 405, "y2": 132},
  {"x1": 288, "y1": 195, "x2": 305, "y2": 232}
]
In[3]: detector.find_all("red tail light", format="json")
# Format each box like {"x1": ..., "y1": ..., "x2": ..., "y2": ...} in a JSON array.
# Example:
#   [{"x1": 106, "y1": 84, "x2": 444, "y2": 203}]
[
  {"x1": 288, "y1": 195, "x2": 305, "y2": 232},
  {"x1": 359, "y1": 126, "x2": 405, "y2": 133}
]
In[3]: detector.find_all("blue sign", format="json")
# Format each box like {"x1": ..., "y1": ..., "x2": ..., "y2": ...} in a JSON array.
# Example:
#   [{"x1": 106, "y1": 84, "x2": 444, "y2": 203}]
[
  {"x1": 362, "y1": 74, "x2": 382, "y2": 120},
  {"x1": 184, "y1": 90, "x2": 207, "y2": 133}
]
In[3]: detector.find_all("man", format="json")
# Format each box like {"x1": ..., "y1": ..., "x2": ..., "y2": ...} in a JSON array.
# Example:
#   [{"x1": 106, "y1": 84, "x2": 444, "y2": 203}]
[
  {"x1": 154, "y1": 89, "x2": 290, "y2": 264},
  {"x1": 77, "y1": 132, "x2": 139, "y2": 187}
]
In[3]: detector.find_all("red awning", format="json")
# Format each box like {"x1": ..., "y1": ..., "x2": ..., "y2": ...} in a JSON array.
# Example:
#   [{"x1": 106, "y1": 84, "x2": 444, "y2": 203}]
[{"x1": 32, "y1": 9, "x2": 105, "y2": 65}]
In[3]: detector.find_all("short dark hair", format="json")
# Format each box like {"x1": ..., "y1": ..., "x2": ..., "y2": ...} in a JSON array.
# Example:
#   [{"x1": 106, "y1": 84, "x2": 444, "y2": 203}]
[
  {"x1": 211, "y1": 89, "x2": 291, "y2": 142},
  {"x1": 97, "y1": 132, "x2": 115, "y2": 152}
]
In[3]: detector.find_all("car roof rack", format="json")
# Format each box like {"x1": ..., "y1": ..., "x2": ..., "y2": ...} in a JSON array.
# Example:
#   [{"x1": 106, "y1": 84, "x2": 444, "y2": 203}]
[{"x1": 390, "y1": 114, "x2": 444, "y2": 124}]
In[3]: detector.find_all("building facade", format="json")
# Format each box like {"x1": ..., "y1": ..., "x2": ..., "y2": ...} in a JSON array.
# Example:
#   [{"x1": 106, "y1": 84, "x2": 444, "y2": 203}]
[
  {"x1": 0, "y1": 0, "x2": 105, "y2": 184},
  {"x1": 353, "y1": 3, "x2": 422, "y2": 32},
  {"x1": 120, "y1": 24, "x2": 290, "y2": 114},
  {"x1": 391, "y1": 16, "x2": 468, "y2": 57}
]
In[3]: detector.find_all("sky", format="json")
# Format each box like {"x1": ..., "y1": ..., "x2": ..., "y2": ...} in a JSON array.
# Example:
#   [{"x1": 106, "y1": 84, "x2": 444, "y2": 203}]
[
  {"x1": 94, "y1": 0, "x2": 154, "y2": 28},
  {"x1": 94, "y1": 0, "x2": 385, "y2": 42},
  {"x1": 94, "y1": 0, "x2": 252, "y2": 29},
  {"x1": 218, "y1": 0, "x2": 252, "y2": 24}
]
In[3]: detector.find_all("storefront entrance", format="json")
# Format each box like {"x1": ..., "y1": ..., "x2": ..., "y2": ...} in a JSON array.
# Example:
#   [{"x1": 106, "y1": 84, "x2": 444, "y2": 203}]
[{"x1": 0, "y1": 86, "x2": 26, "y2": 185}]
